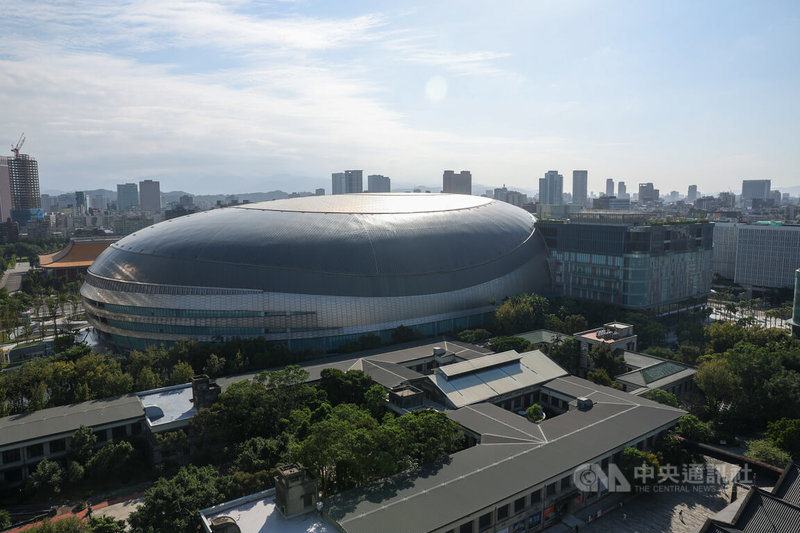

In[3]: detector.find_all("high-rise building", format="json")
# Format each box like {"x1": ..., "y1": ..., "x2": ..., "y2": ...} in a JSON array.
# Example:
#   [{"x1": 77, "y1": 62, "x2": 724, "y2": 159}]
[
  {"x1": 332, "y1": 170, "x2": 363, "y2": 194},
  {"x1": 618, "y1": 181, "x2": 627, "y2": 199},
  {"x1": 638, "y1": 183, "x2": 659, "y2": 204},
  {"x1": 572, "y1": 170, "x2": 587, "y2": 207},
  {"x1": 367, "y1": 175, "x2": 391, "y2": 193},
  {"x1": 537, "y1": 216, "x2": 713, "y2": 310},
  {"x1": 331, "y1": 173, "x2": 345, "y2": 195},
  {"x1": 687, "y1": 185, "x2": 698, "y2": 203},
  {"x1": 741, "y1": 179, "x2": 770, "y2": 208},
  {"x1": 538, "y1": 170, "x2": 563, "y2": 205},
  {"x1": 139, "y1": 179, "x2": 161, "y2": 212},
  {"x1": 75, "y1": 191, "x2": 87, "y2": 214},
  {"x1": 605, "y1": 179, "x2": 614, "y2": 197},
  {"x1": 315, "y1": 188, "x2": 325, "y2": 196},
  {"x1": 117, "y1": 183, "x2": 139, "y2": 212},
  {"x1": 8, "y1": 153, "x2": 41, "y2": 225},
  {"x1": 0, "y1": 157, "x2": 12, "y2": 221},
  {"x1": 442, "y1": 170, "x2": 472, "y2": 195}
]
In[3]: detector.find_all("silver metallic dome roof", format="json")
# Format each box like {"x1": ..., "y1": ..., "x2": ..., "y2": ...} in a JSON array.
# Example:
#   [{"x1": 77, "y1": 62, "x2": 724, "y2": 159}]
[{"x1": 88, "y1": 193, "x2": 549, "y2": 297}]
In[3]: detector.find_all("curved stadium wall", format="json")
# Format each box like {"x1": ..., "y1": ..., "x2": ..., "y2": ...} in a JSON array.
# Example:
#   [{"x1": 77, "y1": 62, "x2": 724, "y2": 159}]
[{"x1": 82, "y1": 194, "x2": 551, "y2": 351}]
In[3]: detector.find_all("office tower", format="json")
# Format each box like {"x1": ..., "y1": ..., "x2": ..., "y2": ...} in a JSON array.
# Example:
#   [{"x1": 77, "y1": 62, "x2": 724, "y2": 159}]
[
  {"x1": 139, "y1": 179, "x2": 162, "y2": 212},
  {"x1": 442, "y1": 170, "x2": 472, "y2": 195},
  {"x1": 331, "y1": 172, "x2": 345, "y2": 195},
  {"x1": 538, "y1": 170, "x2": 563, "y2": 205},
  {"x1": 332, "y1": 170, "x2": 363, "y2": 194},
  {"x1": 344, "y1": 170, "x2": 363, "y2": 194},
  {"x1": 0, "y1": 157, "x2": 11, "y2": 221},
  {"x1": 75, "y1": 191, "x2": 87, "y2": 214},
  {"x1": 367, "y1": 174, "x2": 391, "y2": 193},
  {"x1": 741, "y1": 179, "x2": 770, "y2": 208},
  {"x1": 117, "y1": 183, "x2": 139, "y2": 212},
  {"x1": 638, "y1": 183, "x2": 659, "y2": 204},
  {"x1": 8, "y1": 153, "x2": 41, "y2": 224},
  {"x1": 315, "y1": 188, "x2": 325, "y2": 196},
  {"x1": 179, "y1": 195, "x2": 194, "y2": 208},
  {"x1": 618, "y1": 182, "x2": 627, "y2": 199},
  {"x1": 605, "y1": 179, "x2": 614, "y2": 197},
  {"x1": 539, "y1": 215, "x2": 713, "y2": 310},
  {"x1": 687, "y1": 185, "x2": 698, "y2": 203},
  {"x1": 572, "y1": 170, "x2": 587, "y2": 207}
]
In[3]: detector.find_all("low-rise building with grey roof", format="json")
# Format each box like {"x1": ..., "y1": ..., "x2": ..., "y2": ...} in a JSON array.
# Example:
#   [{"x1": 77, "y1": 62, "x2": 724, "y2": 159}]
[
  {"x1": 0, "y1": 395, "x2": 145, "y2": 485},
  {"x1": 324, "y1": 377, "x2": 683, "y2": 533}
]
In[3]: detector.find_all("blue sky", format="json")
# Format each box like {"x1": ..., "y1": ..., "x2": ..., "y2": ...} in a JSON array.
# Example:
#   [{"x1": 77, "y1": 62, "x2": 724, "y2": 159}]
[{"x1": 2, "y1": 0, "x2": 798, "y2": 196}]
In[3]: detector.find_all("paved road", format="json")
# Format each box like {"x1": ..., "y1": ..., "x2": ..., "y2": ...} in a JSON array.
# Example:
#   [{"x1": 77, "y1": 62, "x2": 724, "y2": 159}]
[{"x1": 580, "y1": 458, "x2": 741, "y2": 533}]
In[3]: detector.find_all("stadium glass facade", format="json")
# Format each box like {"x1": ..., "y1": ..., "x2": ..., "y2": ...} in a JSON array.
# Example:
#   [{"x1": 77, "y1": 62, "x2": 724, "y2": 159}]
[{"x1": 83, "y1": 194, "x2": 551, "y2": 351}]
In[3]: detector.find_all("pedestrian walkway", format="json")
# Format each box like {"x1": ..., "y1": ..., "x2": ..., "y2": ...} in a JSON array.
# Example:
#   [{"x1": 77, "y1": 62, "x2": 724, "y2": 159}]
[
  {"x1": 0, "y1": 262, "x2": 30, "y2": 293},
  {"x1": 7, "y1": 491, "x2": 144, "y2": 532},
  {"x1": 578, "y1": 458, "x2": 741, "y2": 533}
]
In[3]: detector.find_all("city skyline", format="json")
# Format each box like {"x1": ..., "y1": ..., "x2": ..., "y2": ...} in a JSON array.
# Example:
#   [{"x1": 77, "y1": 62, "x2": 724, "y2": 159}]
[{"x1": 2, "y1": 1, "x2": 798, "y2": 195}]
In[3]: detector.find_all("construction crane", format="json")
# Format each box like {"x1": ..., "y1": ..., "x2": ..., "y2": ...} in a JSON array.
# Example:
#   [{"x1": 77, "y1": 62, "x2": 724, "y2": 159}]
[{"x1": 11, "y1": 133, "x2": 25, "y2": 158}]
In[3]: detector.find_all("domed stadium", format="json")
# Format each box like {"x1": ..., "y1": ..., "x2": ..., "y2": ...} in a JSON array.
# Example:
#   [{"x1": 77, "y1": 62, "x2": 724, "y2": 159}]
[{"x1": 82, "y1": 194, "x2": 551, "y2": 351}]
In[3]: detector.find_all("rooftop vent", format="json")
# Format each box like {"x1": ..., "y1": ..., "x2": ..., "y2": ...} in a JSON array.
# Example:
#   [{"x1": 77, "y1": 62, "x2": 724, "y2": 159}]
[
  {"x1": 209, "y1": 516, "x2": 241, "y2": 533},
  {"x1": 577, "y1": 397, "x2": 593, "y2": 411}
]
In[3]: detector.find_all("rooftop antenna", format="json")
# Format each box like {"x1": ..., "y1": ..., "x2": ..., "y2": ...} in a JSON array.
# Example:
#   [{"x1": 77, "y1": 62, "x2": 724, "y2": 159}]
[{"x1": 11, "y1": 133, "x2": 25, "y2": 158}]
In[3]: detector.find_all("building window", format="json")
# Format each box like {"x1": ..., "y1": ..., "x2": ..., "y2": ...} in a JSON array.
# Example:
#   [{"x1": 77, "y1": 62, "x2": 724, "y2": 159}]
[
  {"x1": 514, "y1": 496, "x2": 525, "y2": 514},
  {"x1": 478, "y1": 511, "x2": 492, "y2": 530},
  {"x1": 130, "y1": 422, "x2": 142, "y2": 435},
  {"x1": 26, "y1": 444, "x2": 44, "y2": 459},
  {"x1": 560, "y1": 475, "x2": 571, "y2": 491},
  {"x1": 497, "y1": 504, "x2": 509, "y2": 521},
  {"x1": 3, "y1": 468, "x2": 22, "y2": 483},
  {"x1": 49, "y1": 438, "x2": 66, "y2": 453},
  {"x1": 460, "y1": 522, "x2": 474, "y2": 533},
  {"x1": 546, "y1": 482, "x2": 556, "y2": 497},
  {"x1": 95, "y1": 430, "x2": 108, "y2": 442},
  {"x1": 2, "y1": 449, "x2": 21, "y2": 464},
  {"x1": 531, "y1": 489, "x2": 541, "y2": 504},
  {"x1": 112, "y1": 426, "x2": 127, "y2": 441}
]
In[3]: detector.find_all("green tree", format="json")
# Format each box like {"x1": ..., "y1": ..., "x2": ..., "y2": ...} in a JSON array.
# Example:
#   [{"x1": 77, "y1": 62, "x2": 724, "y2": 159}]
[
  {"x1": 88, "y1": 516, "x2": 127, "y2": 533},
  {"x1": 26, "y1": 458, "x2": 64, "y2": 494},
  {"x1": 642, "y1": 389, "x2": 679, "y2": 408},
  {"x1": 589, "y1": 344, "x2": 626, "y2": 377},
  {"x1": 489, "y1": 336, "x2": 534, "y2": 353},
  {"x1": 27, "y1": 517, "x2": 90, "y2": 532},
  {"x1": 674, "y1": 414, "x2": 713, "y2": 443},
  {"x1": 319, "y1": 369, "x2": 374, "y2": 406},
  {"x1": 87, "y1": 441, "x2": 138, "y2": 479},
  {"x1": 744, "y1": 439, "x2": 791, "y2": 467},
  {"x1": 70, "y1": 425, "x2": 97, "y2": 464},
  {"x1": 134, "y1": 366, "x2": 161, "y2": 392},
  {"x1": 547, "y1": 337, "x2": 581, "y2": 374},
  {"x1": 128, "y1": 465, "x2": 225, "y2": 533},
  {"x1": 587, "y1": 368, "x2": 617, "y2": 388},
  {"x1": 169, "y1": 361, "x2": 195, "y2": 386},
  {"x1": 0, "y1": 510, "x2": 9, "y2": 528},
  {"x1": 232, "y1": 436, "x2": 287, "y2": 473},
  {"x1": 364, "y1": 384, "x2": 386, "y2": 418},
  {"x1": 492, "y1": 293, "x2": 549, "y2": 335},
  {"x1": 694, "y1": 358, "x2": 739, "y2": 412},
  {"x1": 766, "y1": 418, "x2": 800, "y2": 457},
  {"x1": 526, "y1": 404, "x2": 544, "y2": 422},
  {"x1": 562, "y1": 314, "x2": 588, "y2": 335},
  {"x1": 456, "y1": 329, "x2": 493, "y2": 343},
  {"x1": 202, "y1": 353, "x2": 226, "y2": 377},
  {"x1": 617, "y1": 447, "x2": 660, "y2": 486}
]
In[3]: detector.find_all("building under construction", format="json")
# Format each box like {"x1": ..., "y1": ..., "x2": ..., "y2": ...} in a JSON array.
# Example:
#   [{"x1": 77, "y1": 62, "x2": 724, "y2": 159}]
[{"x1": 7, "y1": 134, "x2": 41, "y2": 225}]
